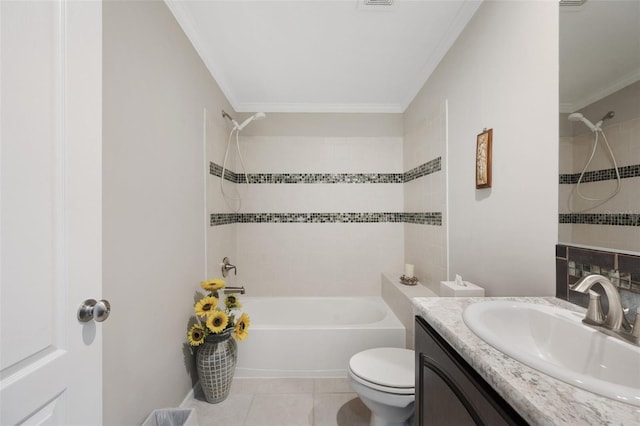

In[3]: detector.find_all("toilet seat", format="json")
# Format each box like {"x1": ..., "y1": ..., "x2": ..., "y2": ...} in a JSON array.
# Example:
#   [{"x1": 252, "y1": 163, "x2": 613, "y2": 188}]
[{"x1": 349, "y1": 347, "x2": 414, "y2": 395}]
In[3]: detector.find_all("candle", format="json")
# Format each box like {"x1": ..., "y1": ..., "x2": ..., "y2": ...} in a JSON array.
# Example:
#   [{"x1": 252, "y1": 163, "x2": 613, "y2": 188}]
[{"x1": 404, "y1": 264, "x2": 415, "y2": 278}]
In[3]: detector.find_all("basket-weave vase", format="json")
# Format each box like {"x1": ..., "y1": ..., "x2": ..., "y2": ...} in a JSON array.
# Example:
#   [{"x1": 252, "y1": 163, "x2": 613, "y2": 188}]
[{"x1": 196, "y1": 330, "x2": 237, "y2": 403}]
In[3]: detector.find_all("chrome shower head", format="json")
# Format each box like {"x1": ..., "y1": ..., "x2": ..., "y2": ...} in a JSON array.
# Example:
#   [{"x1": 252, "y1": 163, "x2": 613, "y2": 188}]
[
  {"x1": 235, "y1": 112, "x2": 266, "y2": 131},
  {"x1": 568, "y1": 112, "x2": 597, "y2": 132}
]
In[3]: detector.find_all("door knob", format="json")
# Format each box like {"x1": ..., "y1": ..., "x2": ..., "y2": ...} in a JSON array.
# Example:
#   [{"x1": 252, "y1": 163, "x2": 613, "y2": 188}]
[{"x1": 78, "y1": 299, "x2": 111, "y2": 322}]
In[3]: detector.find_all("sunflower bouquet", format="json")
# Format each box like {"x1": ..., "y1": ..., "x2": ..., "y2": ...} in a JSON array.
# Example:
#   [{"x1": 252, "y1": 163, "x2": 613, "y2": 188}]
[{"x1": 187, "y1": 278, "x2": 250, "y2": 346}]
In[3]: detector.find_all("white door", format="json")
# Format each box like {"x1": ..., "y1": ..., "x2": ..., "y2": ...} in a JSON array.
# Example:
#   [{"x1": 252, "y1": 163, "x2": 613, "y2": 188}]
[{"x1": 1, "y1": 1, "x2": 103, "y2": 425}]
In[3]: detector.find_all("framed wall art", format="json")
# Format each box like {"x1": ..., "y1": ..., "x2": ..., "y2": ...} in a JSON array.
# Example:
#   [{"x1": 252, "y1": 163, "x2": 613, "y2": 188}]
[{"x1": 476, "y1": 128, "x2": 492, "y2": 189}]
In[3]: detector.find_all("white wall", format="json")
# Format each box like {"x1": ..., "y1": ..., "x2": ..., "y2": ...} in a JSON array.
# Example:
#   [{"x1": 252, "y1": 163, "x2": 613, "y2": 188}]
[
  {"x1": 102, "y1": 1, "x2": 235, "y2": 424},
  {"x1": 405, "y1": 1, "x2": 559, "y2": 296}
]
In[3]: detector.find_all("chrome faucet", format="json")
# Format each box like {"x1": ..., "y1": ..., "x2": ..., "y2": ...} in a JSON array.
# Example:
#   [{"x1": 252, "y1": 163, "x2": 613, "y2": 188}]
[
  {"x1": 221, "y1": 257, "x2": 237, "y2": 277},
  {"x1": 223, "y1": 286, "x2": 245, "y2": 295},
  {"x1": 570, "y1": 274, "x2": 639, "y2": 345}
]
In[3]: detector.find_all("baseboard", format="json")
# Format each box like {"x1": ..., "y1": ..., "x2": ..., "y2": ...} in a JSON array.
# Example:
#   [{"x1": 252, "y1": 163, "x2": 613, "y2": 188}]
[{"x1": 179, "y1": 383, "x2": 197, "y2": 408}]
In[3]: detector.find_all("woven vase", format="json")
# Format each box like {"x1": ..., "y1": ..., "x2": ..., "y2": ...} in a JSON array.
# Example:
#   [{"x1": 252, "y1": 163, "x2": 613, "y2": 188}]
[{"x1": 196, "y1": 330, "x2": 237, "y2": 403}]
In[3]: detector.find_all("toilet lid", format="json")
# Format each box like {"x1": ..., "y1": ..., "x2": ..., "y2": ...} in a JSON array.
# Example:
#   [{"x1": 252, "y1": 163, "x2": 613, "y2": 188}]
[{"x1": 349, "y1": 348, "x2": 414, "y2": 389}]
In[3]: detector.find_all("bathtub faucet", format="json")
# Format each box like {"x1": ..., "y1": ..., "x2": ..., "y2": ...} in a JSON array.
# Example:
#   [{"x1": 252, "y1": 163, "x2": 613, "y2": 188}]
[
  {"x1": 223, "y1": 286, "x2": 245, "y2": 295},
  {"x1": 221, "y1": 257, "x2": 236, "y2": 277}
]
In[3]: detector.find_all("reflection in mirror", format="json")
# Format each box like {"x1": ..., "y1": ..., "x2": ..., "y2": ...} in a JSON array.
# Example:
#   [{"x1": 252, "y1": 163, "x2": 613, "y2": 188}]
[{"x1": 559, "y1": 0, "x2": 640, "y2": 254}]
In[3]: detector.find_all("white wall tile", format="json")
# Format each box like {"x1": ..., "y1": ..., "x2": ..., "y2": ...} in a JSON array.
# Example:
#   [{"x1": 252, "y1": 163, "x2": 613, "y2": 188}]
[
  {"x1": 236, "y1": 223, "x2": 404, "y2": 296},
  {"x1": 216, "y1": 127, "x2": 406, "y2": 297},
  {"x1": 402, "y1": 97, "x2": 447, "y2": 287},
  {"x1": 403, "y1": 223, "x2": 446, "y2": 287},
  {"x1": 241, "y1": 183, "x2": 403, "y2": 213},
  {"x1": 558, "y1": 224, "x2": 573, "y2": 244},
  {"x1": 559, "y1": 136, "x2": 574, "y2": 174},
  {"x1": 207, "y1": 224, "x2": 239, "y2": 286},
  {"x1": 240, "y1": 136, "x2": 403, "y2": 174}
]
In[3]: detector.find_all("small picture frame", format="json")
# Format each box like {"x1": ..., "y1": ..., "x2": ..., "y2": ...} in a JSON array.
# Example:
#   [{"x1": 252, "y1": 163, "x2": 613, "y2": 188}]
[{"x1": 476, "y1": 128, "x2": 492, "y2": 189}]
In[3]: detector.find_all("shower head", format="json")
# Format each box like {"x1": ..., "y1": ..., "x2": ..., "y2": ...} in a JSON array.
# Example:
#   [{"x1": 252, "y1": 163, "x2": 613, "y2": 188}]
[
  {"x1": 235, "y1": 112, "x2": 266, "y2": 131},
  {"x1": 568, "y1": 112, "x2": 598, "y2": 132}
]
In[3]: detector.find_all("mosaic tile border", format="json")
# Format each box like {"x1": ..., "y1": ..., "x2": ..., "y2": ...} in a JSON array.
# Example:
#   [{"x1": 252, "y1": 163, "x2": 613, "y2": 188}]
[
  {"x1": 404, "y1": 157, "x2": 442, "y2": 183},
  {"x1": 403, "y1": 212, "x2": 442, "y2": 225},
  {"x1": 559, "y1": 164, "x2": 640, "y2": 184},
  {"x1": 209, "y1": 157, "x2": 441, "y2": 184},
  {"x1": 210, "y1": 212, "x2": 442, "y2": 226},
  {"x1": 247, "y1": 173, "x2": 403, "y2": 184},
  {"x1": 210, "y1": 162, "x2": 241, "y2": 183},
  {"x1": 559, "y1": 213, "x2": 640, "y2": 226},
  {"x1": 209, "y1": 213, "x2": 238, "y2": 226},
  {"x1": 566, "y1": 260, "x2": 640, "y2": 292},
  {"x1": 556, "y1": 245, "x2": 640, "y2": 322}
]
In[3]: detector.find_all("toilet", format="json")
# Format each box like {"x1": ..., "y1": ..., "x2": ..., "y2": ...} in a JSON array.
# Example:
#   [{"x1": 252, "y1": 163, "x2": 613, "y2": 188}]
[{"x1": 348, "y1": 347, "x2": 415, "y2": 426}]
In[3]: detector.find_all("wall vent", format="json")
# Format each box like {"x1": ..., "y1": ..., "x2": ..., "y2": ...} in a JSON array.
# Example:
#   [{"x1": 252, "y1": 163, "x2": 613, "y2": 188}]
[
  {"x1": 364, "y1": 0, "x2": 393, "y2": 6},
  {"x1": 559, "y1": 0, "x2": 587, "y2": 6},
  {"x1": 358, "y1": 0, "x2": 396, "y2": 11}
]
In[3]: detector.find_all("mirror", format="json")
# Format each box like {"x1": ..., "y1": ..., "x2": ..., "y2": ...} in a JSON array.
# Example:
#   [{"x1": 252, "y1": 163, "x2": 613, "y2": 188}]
[{"x1": 559, "y1": 0, "x2": 640, "y2": 254}]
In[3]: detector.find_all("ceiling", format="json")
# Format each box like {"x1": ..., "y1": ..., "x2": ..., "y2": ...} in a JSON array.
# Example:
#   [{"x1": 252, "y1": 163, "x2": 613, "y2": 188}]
[
  {"x1": 166, "y1": 0, "x2": 482, "y2": 113},
  {"x1": 166, "y1": 1, "x2": 640, "y2": 115},
  {"x1": 560, "y1": 1, "x2": 640, "y2": 113}
]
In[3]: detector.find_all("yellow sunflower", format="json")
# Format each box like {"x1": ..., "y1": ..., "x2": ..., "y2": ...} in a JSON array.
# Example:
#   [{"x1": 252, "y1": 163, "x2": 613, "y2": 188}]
[
  {"x1": 224, "y1": 294, "x2": 242, "y2": 309},
  {"x1": 206, "y1": 310, "x2": 229, "y2": 334},
  {"x1": 194, "y1": 296, "x2": 218, "y2": 317},
  {"x1": 187, "y1": 324, "x2": 206, "y2": 346},
  {"x1": 200, "y1": 278, "x2": 226, "y2": 292},
  {"x1": 234, "y1": 313, "x2": 250, "y2": 341}
]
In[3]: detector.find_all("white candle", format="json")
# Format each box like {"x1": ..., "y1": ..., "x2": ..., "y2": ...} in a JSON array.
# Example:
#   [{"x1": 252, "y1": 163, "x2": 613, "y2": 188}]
[{"x1": 404, "y1": 264, "x2": 415, "y2": 278}]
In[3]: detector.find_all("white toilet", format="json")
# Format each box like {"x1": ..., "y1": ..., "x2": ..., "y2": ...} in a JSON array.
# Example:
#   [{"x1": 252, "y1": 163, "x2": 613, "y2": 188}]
[{"x1": 348, "y1": 347, "x2": 415, "y2": 426}]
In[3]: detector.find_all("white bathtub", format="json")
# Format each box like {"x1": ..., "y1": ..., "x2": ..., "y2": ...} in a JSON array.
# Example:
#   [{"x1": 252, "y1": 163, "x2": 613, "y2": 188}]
[{"x1": 235, "y1": 297, "x2": 405, "y2": 378}]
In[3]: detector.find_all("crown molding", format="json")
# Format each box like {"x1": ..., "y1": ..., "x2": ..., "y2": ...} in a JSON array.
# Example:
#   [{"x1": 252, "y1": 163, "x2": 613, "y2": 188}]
[
  {"x1": 235, "y1": 102, "x2": 404, "y2": 114},
  {"x1": 562, "y1": 69, "x2": 640, "y2": 113},
  {"x1": 400, "y1": 0, "x2": 483, "y2": 111},
  {"x1": 559, "y1": 103, "x2": 574, "y2": 114},
  {"x1": 166, "y1": 0, "x2": 481, "y2": 114},
  {"x1": 164, "y1": 0, "x2": 239, "y2": 108}
]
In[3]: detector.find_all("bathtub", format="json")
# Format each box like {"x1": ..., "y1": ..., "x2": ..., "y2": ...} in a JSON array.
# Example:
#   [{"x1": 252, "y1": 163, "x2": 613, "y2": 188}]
[{"x1": 234, "y1": 297, "x2": 405, "y2": 378}]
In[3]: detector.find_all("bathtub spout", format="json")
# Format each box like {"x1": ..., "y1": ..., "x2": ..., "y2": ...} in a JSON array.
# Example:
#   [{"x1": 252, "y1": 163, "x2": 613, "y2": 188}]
[{"x1": 224, "y1": 286, "x2": 245, "y2": 295}]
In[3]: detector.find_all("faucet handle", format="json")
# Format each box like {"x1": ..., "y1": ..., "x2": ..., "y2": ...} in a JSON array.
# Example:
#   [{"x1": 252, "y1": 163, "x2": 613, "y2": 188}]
[
  {"x1": 221, "y1": 257, "x2": 237, "y2": 277},
  {"x1": 584, "y1": 290, "x2": 605, "y2": 325}
]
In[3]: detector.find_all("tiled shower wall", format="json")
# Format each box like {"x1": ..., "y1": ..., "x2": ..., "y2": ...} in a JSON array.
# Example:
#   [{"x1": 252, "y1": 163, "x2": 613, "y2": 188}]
[
  {"x1": 234, "y1": 132, "x2": 405, "y2": 296},
  {"x1": 403, "y1": 102, "x2": 447, "y2": 289},
  {"x1": 206, "y1": 110, "x2": 238, "y2": 286},
  {"x1": 559, "y1": 81, "x2": 640, "y2": 252},
  {"x1": 207, "y1": 113, "x2": 447, "y2": 296}
]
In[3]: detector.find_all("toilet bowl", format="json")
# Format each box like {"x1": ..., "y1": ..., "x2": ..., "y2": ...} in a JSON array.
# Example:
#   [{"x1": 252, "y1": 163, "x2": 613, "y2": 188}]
[{"x1": 348, "y1": 347, "x2": 415, "y2": 426}]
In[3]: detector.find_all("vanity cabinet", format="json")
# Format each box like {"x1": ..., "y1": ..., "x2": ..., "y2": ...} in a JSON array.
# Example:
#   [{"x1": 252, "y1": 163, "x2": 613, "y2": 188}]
[{"x1": 414, "y1": 316, "x2": 528, "y2": 426}]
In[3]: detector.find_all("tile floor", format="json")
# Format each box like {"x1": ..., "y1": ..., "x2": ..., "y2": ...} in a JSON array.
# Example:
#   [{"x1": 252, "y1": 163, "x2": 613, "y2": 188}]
[{"x1": 186, "y1": 377, "x2": 371, "y2": 426}]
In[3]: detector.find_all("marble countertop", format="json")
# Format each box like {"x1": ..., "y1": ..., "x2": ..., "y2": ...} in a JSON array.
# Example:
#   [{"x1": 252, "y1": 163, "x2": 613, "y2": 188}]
[{"x1": 412, "y1": 297, "x2": 640, "y2": 426}]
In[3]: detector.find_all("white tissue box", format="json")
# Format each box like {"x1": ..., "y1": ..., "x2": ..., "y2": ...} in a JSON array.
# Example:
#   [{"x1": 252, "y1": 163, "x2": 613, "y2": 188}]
[{"x1": 439, "y1": 280, "x2": 485, "y2": 297}]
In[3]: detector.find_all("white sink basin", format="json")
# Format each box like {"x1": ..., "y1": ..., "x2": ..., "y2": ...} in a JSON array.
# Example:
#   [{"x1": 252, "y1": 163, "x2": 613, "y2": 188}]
[{"x1": 463, "y1": 300, "x2": 640, "y2": 407}]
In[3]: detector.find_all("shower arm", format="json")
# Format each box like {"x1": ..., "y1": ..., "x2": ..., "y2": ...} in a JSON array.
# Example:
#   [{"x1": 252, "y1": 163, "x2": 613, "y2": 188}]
[{"x1": 222, "y1": 110, "x2": 234, "y2": 122}]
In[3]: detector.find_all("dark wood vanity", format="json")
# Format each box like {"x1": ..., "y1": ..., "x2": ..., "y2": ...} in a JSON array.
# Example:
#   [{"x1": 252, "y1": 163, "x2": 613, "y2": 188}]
[{"x1": 414, "y1": 316, "x2": 528, "y2": 425}]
